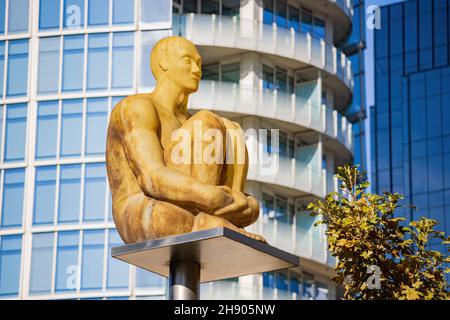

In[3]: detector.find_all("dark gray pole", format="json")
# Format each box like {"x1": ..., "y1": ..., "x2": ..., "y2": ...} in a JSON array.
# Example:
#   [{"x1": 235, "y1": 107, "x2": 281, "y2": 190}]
[{"x1": 169, "y1": 260, "x2": 200, "y2": 300}]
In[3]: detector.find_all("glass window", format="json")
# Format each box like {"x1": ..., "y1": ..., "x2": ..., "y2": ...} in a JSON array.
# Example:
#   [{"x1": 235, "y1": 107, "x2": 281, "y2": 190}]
[
  {"x1": 263, "y1": 0, "x2": 274, "y2": 24},
  {"x1": 182, "y1": 0, "x2": 197, "y2": 13},
  {"x1": 288, "y1": 5, "x2": 299, "y2": 31},
  {"x1": 139, "y1": 30, "x2": 170, "y2": 88},
  {"x1": 4, "y1": 103, "x2": 27, "y2": 162},
  {"x1": 83, "y1": 163, "x2": 107, "y2": 222},
  {"x1": 202, "y1": 63, "x2": 219, "y2": 81},
  {"x1": 113, "y1": 0, "x2": 134, "y2": 25},
  {"x1": 64, "y1": 0, "x2": 85, "y2": 29},
  {"x1": 36, "y1": 101, "x2": 58, "y2": 159},
  {"x1": 0, "y1": 235, "x2": 22, "y2": 297},
  {"x1": 222, "y1": 0, "x2": 239, "y2": 17},
  {"x1": 6, "y1": 39, "x2": 29, "y2": 97},
  {"x1": 301, "y1": 8, "x2": 313, "y2": 34},
  {"x1": 107, "y1": 229, "x2": 129, "y2": 290},
  {"x1": 39, "y1": 0, "x2": 60, "y2": 30},
  {"x1": 135, "y1": 267, "x2": 165, "y2": 288},
  {"x1": 33, "y1": 166, "x2": 57, "y2": 225},
  {"x1": 112, "y1": 32, "x2": 134, "y2": 89},
  {"x1": 221, "y1": 62, "x2": 240, "y2": 83},
  {"x1": 1, "y1": 168, "x2": 25, "y2": 228},
  {"x1": 202, "y1": 0, "x2": 219, "y2": 14},
  {"x1": 30, "y1": 233, "x2": 54, "y2": 295},
  {"x1": 141, "y1": 0, "x2": 171, "y2": 25},
  {"x1": 88, "y1": 0, "x2": 109, "y2": 26},
  {"x1": 275, "y1": 0, "x2": 288, "y2": 28},
  {"x1": 0, "y1": 41, "x2": 5, "y2": 97},
  {"x1": 275, "y1": 67, "x2": 287, "y2": 92},
  {"x1": 60, "y1": 99, "x2": 83, "y2": 158},
  {"x1": 87, "y1": 33, "x2": 109, "y2": 91},
  {"x1": 0, "y1": 0, "x2": 5, "y2": 34},
  {"x1": 85, "y1": 98, "x2": 108, "y2": 156},
  {"x1": 262, "y1": 64, "x2": 275, "y2": 90},
  {"x1": 8, "y1": 0, "x2": 29, "y2": 33},
  {"x1": 58, "y1": 164, "x2": 82, "y2": 224},
  {"x1": 38, "y1": 37, "x2": 60, "y2": 95},
  {"x1": 81, "y1": 230, "x2": 104, "y2": 291},
  {"x1": 62, "y1": 35, "x2": 84, "y2": 92},
  {"x1": 55, "y1": 231, "x2": 79, "y2": 293},
  {"x1": 275, "y1": 195, "x2": 287, "y2": 221},
  {"x1": 313, "y1": 17, "x2": 325, "y2": 38},
  {"x1": 0, "y1": 105, "x2": 3, "y2": 154}
]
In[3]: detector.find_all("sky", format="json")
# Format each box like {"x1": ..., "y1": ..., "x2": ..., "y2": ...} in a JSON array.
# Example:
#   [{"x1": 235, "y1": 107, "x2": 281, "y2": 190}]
[{"x1": 364, "y1": 0, "x2": 407, "y2": 181}]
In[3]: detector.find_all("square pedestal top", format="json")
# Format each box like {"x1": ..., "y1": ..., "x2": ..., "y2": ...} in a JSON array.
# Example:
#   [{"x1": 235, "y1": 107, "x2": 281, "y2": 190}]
[{"x1": 112, "y1": 227, "x2": 299, "y2": 283}]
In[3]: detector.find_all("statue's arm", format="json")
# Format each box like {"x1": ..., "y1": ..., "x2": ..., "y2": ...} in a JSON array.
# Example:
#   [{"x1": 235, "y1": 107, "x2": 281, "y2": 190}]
[{"x1": 119, "y1": 98, "x2": 230, "y2": 213}]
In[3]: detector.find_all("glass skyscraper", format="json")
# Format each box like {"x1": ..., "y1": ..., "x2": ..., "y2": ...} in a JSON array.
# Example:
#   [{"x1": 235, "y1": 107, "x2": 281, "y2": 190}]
[
  {"x1": 371, "y1": 0, "x2": 450, "y2": 278},
  {"x1": 0, "y1": 0, "x2": 364, "y2": 300}
]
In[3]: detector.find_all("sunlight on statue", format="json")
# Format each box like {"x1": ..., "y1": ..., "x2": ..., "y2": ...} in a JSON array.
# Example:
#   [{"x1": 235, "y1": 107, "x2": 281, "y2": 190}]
[{"x1": 106, "y1": 36, "x2": 265, "y2": 243}]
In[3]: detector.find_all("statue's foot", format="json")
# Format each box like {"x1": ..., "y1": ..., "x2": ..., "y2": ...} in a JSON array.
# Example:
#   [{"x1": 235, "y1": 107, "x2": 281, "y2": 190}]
[
  {"x1": 238, "y1": 228, "x2": 267, "y2": 243},
  {"x1": 192, "y1": 212, "x2": 266, "y2": 243}
]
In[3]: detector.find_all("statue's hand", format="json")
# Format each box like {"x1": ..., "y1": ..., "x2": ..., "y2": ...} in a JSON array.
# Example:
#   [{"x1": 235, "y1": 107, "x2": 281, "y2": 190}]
[{"x1": 213, "y1": 187, "x2": 258, "y2": 228}]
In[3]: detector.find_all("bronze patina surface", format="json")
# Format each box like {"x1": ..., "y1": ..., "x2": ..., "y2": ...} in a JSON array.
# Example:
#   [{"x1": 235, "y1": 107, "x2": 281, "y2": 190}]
[{"x1": 106, "y1": 36, "x2": 265, "y2": 244}]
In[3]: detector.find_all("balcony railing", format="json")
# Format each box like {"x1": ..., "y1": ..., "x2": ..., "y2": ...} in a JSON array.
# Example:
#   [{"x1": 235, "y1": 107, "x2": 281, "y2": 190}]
[
  {"x1": 189, "y1": 80, "x2": 353, "y2": 153},
  {"x1": 174, "y1": 14, "x2": 354, "y2": 91},
  {"x1": 257, "y1": 211, "x2": 330, "y2": 267},
  {"x1": 331, "y1": 0, "x2": 354, "y2": 18}
]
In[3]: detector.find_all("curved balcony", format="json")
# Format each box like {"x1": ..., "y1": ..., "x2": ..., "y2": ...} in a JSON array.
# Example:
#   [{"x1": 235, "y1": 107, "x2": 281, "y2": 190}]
[
  {"x1": 175, "y1": 14, "x2": 353, "y2": 109},
  {"x1": 189, "y1": 80, "x2": 353, "y2": 156},
  {"x1": 324, "y1": 0, "x2": 354, "y2": 44}
]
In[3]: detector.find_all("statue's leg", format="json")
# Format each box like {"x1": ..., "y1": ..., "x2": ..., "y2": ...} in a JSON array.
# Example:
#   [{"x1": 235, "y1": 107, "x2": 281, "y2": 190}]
[
  {"x1": 163, "y1": 110, "x2": 264, "y2": 242},
  {"x1": 115, "y1": 192, "x2": 195, "y2": 243},
  {"x1": 164, "y1": 110, "x2": 226, "y2": 185},
  {"x1": 219, "y1": 118, "x2": 249, "y2": 192}
]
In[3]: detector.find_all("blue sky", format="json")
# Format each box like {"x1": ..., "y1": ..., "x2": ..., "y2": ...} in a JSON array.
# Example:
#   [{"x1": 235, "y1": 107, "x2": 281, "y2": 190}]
[{"x1": 364, "y1": 0, "x2": 407, "y2": 180}]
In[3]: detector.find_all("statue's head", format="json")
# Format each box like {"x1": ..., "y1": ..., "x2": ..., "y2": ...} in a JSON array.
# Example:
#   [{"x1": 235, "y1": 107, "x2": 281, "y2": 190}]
[{"x1": 151, "y1": 36, "x2": 202, "y2": 93}]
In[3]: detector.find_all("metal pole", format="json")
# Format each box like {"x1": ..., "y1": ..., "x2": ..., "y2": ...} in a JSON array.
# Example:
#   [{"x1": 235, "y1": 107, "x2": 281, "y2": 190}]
[{"x1": 169, "y1": 260, "x2": 200, "y2": 300}]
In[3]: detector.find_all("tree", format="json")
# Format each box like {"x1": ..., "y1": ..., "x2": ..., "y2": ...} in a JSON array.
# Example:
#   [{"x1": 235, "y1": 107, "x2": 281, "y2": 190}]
[{"x1": 308, "y1": 165, "x2": 450, "y2": 300}]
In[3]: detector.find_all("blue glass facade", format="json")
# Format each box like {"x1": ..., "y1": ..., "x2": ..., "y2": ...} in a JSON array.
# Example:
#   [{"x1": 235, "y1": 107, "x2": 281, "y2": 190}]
[
  {"x1": 0, "y1": 0, "x2": 171, "y2": 299},
  {"x1": 371, "y1": 0, "x2": 450, "y2": 280}
]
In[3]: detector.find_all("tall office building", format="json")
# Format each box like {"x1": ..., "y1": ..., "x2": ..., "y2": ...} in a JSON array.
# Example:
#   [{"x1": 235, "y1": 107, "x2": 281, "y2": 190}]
[
  {"x1": 0, "y1": 0, "x2": 360, "y2": 299},
  {"x1": 371, "y1": 0, "x2": 450, "y2": 280}
]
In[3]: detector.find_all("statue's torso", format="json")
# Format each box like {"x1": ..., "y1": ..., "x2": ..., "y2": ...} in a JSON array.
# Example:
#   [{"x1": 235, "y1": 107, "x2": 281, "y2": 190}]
[{"x1": 106, "y1": 94, "x2": 187, "y2": 208}]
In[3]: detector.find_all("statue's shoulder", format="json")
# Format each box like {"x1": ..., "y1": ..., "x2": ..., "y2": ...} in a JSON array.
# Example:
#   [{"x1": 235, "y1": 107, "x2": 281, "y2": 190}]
[{"x1": 112, "y1": 94, "x2": 159, "y2": 127}]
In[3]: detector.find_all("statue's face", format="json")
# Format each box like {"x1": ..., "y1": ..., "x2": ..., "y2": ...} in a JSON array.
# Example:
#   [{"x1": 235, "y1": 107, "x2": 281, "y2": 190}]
[{"x1": 165, "y1": 39, "x2": 202, "y2": 93}]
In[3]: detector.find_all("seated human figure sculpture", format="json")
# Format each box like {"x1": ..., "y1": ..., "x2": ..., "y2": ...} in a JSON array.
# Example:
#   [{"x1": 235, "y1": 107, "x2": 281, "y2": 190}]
[{"x1": 106, "y1": 36, "x2": 265, "y2": 244}]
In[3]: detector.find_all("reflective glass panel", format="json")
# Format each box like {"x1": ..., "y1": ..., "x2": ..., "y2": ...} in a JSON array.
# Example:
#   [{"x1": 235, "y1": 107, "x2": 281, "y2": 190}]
[
  {"x1": 88, "y1": 0, "x2": 109, "y2": 26},
  {"x1": 38, "y1": 37, "x2": 60, "y2": 94},
  {"x1": 112, "y1": 32, "x2": 134, "y2": 89},
  {"x1": 64, "y1": 0, "x2": 85, "y2": 29},
  {"x1": 58, "y1": 164, "x2": 81, "y2": 224},
  {"x1": 1, "y1": 168, "x2": 25, "y2": 228},
  {"x1": 60, "y1": 99, "x2": 82, "y2": 157},
  {"x1": 107, "y1": 229, "x2": 129, "y2": 289},
  {"x1": 62, "y1": 35, "x2": 84, "y2": 92},
  {"x1": 113, "y1": 0, "x2": 134, "y2": 25},
  {"x1": 0, "y1": 235, "x2": 22, "y2": 297},
  {"x1": 141, "y1": 0, "x2": 171, "y2": 25},
  {"x1": 6, "y1": 39, "x2": 29, "y2": 97},
  {"x1": 83, "y1": 163, "x2": 107, "y2": 222},
  {"x1": 85, "y1": 98, "x2": 108, "y2": 155},
  {"x1": 29, "y1": 233, "x2": 54, "y2": 294},
  {"x1": 8, "y1": 0, "x2": 29, "y2": 33},
  {"x1": 81, "y1": 230, "x2": 104, "y2": 291},
  {"x1": 4, "y1": 103, "x2": 27, "y2": 162},
  {"x1": 39, "y1": 0, "x2": 60, "y2": 30},
  {"x1": 33, "y1": 166, "x2": 57, "y2": 225},
  {"x1": 87, "y1": 33, "x2": 109, "y2": 91},
  {"x1": 55, "y1": 231, "x2": 79, "y2": 292},
  {"x1": 36, "y1": 100, "x2": 58, "y2": 159}
]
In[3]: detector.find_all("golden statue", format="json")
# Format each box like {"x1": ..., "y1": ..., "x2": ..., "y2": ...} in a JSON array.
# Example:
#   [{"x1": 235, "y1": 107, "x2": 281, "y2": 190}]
[{"x1": 106, "y1": 36, "x2": 265, "y2": 244}]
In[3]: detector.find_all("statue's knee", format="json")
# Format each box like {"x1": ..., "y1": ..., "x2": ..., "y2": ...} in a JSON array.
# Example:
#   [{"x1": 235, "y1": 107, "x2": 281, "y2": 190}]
[{"x1": 193, "y1": 110, "x2": 225, "y2": 132}]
